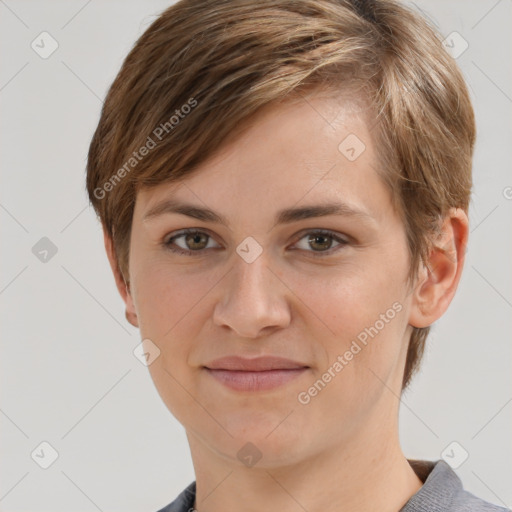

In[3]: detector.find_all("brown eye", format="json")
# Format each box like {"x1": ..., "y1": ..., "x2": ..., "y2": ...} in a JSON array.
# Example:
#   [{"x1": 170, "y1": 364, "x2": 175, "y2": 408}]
[
  {"x1": 308, "y1": 233, "x2": 333, "y2": 251},
  {"x1": 164, "y1": 229, "x2": 220, "y2": 255},
  {"x1": 294, "y1": 230, "x2": 348, "y2": 256},
  {"x1": 183, "y1": 232, "x2": 209, "y2": 250}
]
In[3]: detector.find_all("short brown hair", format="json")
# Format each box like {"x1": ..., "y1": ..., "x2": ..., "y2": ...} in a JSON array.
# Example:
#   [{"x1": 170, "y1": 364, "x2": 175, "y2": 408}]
[{"x1": 86, "y1": 0, "x2": 475, "y2": 391}]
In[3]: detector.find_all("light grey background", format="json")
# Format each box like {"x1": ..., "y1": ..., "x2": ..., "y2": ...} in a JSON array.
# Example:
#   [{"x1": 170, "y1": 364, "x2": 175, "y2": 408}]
[{"x1": 1, "y1": 1, "x2": 511, "y2": 511}]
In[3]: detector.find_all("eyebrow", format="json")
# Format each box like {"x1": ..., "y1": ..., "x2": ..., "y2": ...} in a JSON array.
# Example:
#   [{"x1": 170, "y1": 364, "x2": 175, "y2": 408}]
[{"x1": 142, "y1": 199, "x2": 373, "y2": 226}]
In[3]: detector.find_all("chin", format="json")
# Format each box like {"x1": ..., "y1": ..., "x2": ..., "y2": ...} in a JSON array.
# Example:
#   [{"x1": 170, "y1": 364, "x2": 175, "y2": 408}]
[
  {"x1": 222, "y1": 435, "x2": 309, "y2": 469},
  {"x1": 207, "y1": 417, "x2": 310, "y2": 466}
]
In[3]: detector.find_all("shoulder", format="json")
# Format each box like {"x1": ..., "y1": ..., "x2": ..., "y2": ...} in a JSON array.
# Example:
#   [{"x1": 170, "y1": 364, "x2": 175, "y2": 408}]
[
  {"x1": 156, "y1": 481, "x2": 196, "y2": 512},
  {"x1": 402, "y1": 459, "x2": 510, "y2": 512},
  {"x1": 451, "y1": 490, "x2": 510, "y2": 512}
]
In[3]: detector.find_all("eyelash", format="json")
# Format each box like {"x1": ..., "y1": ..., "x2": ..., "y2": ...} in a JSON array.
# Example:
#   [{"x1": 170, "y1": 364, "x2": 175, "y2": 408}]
[{"x1": 163, "y1": 228, "x2": 349, "y2": 258}]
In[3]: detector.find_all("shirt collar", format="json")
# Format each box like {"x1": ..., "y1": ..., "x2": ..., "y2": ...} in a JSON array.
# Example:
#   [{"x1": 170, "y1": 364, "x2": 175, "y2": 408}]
[{"x1": 159, "y1": 459, "x2": 461, "y2": 512}]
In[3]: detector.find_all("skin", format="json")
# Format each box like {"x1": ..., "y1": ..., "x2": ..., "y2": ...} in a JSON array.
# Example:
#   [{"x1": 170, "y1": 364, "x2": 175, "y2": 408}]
[{"x1": 104, "y1": 89, "x2": 468, "y2": 512}]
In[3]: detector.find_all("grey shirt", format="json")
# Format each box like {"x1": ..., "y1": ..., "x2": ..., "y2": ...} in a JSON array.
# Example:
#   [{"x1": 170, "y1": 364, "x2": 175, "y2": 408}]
[{"x1": 156, "y1": 459, "x2": 509, "y2": 512}]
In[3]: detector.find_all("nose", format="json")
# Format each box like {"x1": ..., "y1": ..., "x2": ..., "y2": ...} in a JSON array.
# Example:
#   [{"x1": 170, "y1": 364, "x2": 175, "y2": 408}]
[{"x1": 212, "y1": 250, "x2": 291, "y2": 339}]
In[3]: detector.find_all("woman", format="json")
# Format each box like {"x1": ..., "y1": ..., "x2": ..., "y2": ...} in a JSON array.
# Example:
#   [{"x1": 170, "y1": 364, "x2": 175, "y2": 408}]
[{"x1": 86, "y1": 1, "x2": 507, "y2": 511}]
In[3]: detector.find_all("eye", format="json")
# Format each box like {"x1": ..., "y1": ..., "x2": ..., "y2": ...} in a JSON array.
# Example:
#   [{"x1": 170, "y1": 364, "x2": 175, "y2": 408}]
[
  {"x1": 163, "y1": 228, "x2": 349, "y2": 257},
  {"x1": 292, "y1": 229, "x2": 349, "y2": 257},
  {"x1": 164, "y1": 229, "x2": 220, "y2": 255}
]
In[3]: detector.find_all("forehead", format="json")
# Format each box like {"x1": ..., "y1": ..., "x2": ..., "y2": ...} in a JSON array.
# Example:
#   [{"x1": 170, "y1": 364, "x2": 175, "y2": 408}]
[{"x1": 134, "y1": 90, "x2": 388, "y2": 224}]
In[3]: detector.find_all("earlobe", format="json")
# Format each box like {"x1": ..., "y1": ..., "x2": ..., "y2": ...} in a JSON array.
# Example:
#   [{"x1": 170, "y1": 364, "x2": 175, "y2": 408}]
[
  {"x1": 408, "y1": 208, "x2": 469, "y2": 328},
  {"x1": 102, "y1": 227, "x2": 139, "y2": 328}
]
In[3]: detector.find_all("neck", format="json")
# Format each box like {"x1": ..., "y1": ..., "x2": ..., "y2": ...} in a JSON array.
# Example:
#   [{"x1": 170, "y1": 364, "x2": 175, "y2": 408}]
[{"x1": 187, "y1": 417, "x2": 423, "y2": 512}]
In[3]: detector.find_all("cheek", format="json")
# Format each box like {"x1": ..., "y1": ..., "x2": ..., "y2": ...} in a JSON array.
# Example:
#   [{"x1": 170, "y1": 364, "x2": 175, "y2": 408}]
[
  {"x1": 131, "y1": 258, "x2": 216, "y2": 336},
  {"x1": 132, "y1": 262, "x2": 218, "y2": 424},
  {"x1": 283, "y1": 254, "x2": 410, "y2": 385},
  {"x1": 290, "y1": 270, "x2": 408, "y2": 428},
  {"x1": 285, "y1": 255, "x2": 407, "y2": 333}
]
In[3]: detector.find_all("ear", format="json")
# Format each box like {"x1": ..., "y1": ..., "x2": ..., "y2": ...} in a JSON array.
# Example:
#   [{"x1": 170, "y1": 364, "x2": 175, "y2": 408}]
[
  {"x1": 408, "y1": 208, "x2": 469, "y2": 328},
  {"x1": 103, "y1": 227, "x2": 139, "y2": 328}
]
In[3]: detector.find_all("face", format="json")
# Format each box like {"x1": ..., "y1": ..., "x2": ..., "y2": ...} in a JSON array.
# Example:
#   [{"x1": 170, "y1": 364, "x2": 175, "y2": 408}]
[{"x1": 127, "y1": 90, "x2": 417, "y2": 467}]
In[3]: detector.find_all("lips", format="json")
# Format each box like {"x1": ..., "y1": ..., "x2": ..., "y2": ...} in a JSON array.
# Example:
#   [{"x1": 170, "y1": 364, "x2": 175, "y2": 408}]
[
  {"x1": 204, "y1": 356, "x2": 309, "y2": 392},
  {"x1": 204, "y1": 355, "x2": 308, "y2": 371}
]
